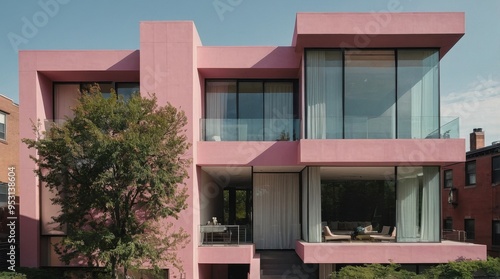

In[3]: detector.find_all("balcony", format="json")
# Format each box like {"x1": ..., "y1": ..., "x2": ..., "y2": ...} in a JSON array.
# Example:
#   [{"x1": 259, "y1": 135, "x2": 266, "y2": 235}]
[
  {"x1": 199, "y1": 225, "x2": 249, "y2": 246},
  {"x1": 201, "y1": 118, "x2": 300, "y2": 141}
]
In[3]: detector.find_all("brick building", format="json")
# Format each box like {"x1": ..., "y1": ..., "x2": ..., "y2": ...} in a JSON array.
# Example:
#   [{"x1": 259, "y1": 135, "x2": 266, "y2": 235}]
[
  {"x1": 0, "y1": 94, "x2": 20, "y2": 269},
  {"x1": 442, "y1": 128, "x2": 500, "y2": 256}
]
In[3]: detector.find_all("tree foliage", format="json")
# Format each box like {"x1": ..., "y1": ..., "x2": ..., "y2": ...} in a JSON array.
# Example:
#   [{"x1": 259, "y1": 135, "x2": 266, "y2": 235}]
[{"x1": 23, "y1": 86, "x2": 191, "y2": 278}]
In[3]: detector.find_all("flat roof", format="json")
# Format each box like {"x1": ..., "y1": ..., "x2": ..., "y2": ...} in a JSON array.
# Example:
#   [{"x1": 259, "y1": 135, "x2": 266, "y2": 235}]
[{"x1": 292, "y1": 12, "x2": 465, "y2": 58}]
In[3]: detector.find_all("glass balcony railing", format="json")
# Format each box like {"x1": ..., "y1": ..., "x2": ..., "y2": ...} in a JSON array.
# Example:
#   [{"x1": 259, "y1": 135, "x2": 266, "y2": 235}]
[
  {"x1": 306, "y1": 116, "x2": 460, "y2": 139},
  {"x1": 201, "y1": 118, "x2": 300, "y2": 141}
]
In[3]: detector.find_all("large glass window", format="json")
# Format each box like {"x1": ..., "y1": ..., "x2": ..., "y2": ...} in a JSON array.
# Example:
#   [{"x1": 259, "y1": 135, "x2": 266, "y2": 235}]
[
  {"x1": 205, "y1": 80, "x2": 297, "y2": 141},
  {"x1": 492, "y1": 156, "x2": 500, "y2": 185},
  {"x1": 0, "y1": 112, "x2": 6, "y2": 140},
  {"x1": 396, "y1": 166, "x2": 440, "y2": 242},
  {"x1": 54, "y1": 82, "x2": 140, "y2": 121},
  {"x1": 397, "y1": 50, "x2": 439, "y2": 139},
  {"x1": 466, "y1": 161, "x2": 476, "y2": 186},
  {"x1": 345, "y1": 50, "x2": 395, "y2": 139},
  {"x1": 305, "y1": 50, "x2": 343, "y2": 139},
  {"x1": 305, "y1": 49, "x2": 440, "y2": 139}
]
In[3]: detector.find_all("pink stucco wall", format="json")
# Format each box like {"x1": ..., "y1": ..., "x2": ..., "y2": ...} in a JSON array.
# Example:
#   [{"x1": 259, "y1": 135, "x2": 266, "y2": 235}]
[
  {"x1": 293, "y1": 12, "x2": 465, "y2": 57},
  {"x1": 198, "y1": 46, "x2": 300, "y2": 78},
  {"x1": 296, "y1": 240, "x2": 487, "y2": 264},
  {"x1": 299, "y1": 139, "x2": 466, "y2": 166},
  {"x1": 140, "y1": 21, "x2": 203, "y2": 279}
]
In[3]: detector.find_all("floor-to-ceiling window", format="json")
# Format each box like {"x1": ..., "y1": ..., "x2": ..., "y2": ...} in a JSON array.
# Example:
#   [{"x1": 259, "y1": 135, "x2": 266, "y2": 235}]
[
  {"x1": 305, "y1": 49, "x2": 439, "y2": 139},
  {"x1": 397, "y1": 50, "x2": 439, "y2": 139},
  {"x1": 205, "y1": 80, "x2": 298, "y2": 141},
  {"x1": 305, "y1": 50, "x2": 343, "y2": 139},
  {"x1": 344, "y1": 50, "x2": 396, "y2": 139},
  {"x1": 396, "y1": 166, "x2": 440, "y2": 242}
]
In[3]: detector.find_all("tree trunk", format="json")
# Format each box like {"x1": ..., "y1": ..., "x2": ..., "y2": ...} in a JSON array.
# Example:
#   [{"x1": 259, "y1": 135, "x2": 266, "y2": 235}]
[{"x1": 111, "y1": 257, "x2": 118, "y2": 279}]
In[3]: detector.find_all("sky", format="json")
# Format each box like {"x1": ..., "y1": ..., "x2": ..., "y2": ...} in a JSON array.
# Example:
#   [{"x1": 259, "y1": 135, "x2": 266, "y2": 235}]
[{"x1": 0, "y1": 0, "x2": 499, "y2": 150}]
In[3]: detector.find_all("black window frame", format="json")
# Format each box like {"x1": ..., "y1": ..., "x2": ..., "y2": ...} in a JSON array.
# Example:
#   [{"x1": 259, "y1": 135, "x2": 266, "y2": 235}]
[
  {"x1": 493, "y1": 220, "x2": 500, "y2": 246},
  {"x1": 492, "y1": 156, "x2": 500, "y2": 185},
  {"x1": 444, "y1": 169, "x2": 453, "y2": 189},
  {"x1": 204, "y1": 79, "x2": 299, "y2": 141},
  {"x1": 443, "y1": 218, "x2": 453, "y2": 231},
  {"x1": 465, "y1": 219, "x2": 475, "y2": 240},
  {"x1": 465, "y1": 161, "x2": 476, "y2": 186},
  {"x1": 0, "y1": 111, "x2": 6, "y2": 141}
]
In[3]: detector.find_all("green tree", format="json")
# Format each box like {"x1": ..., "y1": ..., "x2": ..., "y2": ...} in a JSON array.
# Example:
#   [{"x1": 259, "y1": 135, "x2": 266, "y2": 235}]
[{"x1": 23, "y1": 86, "x2": 191, "y2": 279}]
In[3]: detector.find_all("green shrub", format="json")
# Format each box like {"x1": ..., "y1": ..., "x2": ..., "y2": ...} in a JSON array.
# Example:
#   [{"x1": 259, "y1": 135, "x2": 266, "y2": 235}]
[
  {"x1": 331, "y1": 263, "x2": 424, "y2": 279},
  {"x1": 0, "y1": 272, "x2": 27, "y2": 279},
  {"x1": 424, "y1": 257, "x2": 500, "y2": 279},
  {"x1": 330, "y1": 258, "x2": 500, "y2": 279}
]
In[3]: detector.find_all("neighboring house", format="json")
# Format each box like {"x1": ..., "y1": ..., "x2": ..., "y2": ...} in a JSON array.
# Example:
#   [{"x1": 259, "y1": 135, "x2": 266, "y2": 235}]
[
  {"x1": 0, "y1": 94, "x2": 20, "y2": 269},
  {"x1": 19, "y1": 12, "x2": 486, "y2": 279},
  {"x1": 442, "y1": 128, "x2": 500, "y2": 257}
]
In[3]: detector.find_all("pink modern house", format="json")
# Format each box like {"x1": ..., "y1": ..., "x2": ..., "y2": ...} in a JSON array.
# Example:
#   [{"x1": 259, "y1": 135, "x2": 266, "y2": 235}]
[{"x1": 19, "y1": 12, "x2": 486, "y2": 279}]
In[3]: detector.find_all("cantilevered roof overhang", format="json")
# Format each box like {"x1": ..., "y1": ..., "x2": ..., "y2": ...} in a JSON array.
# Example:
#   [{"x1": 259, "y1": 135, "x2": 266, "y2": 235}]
[{"x1": 292, "y1": 12, "x2": 465, "y2": 58}]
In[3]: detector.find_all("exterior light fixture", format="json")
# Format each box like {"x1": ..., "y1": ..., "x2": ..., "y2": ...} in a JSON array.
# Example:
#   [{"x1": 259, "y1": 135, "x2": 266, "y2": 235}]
[{"x1": 448, "y1": 186, "x2": 458, "y2": 208}]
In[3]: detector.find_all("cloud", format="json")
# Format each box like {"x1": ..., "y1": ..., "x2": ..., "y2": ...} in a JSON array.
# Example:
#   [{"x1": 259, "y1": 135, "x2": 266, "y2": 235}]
[{"x1": 441, "y1": 74, "x2": 500, "y2": 151}]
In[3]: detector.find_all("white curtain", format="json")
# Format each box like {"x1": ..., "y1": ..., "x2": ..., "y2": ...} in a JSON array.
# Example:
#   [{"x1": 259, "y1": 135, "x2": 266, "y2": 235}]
[
  {"x1": 420, "y1": 167, "x2": 440, "y2": 242},
  {"x1": 301, "y1": 168, "x2": 309, "y2": 242},
  {"x1": 397, "y1": 176, "x2": 420, "y2": 242},
  {"x1": 254, "y1": 173, "x2": 300, "y2": 249},
  {"x1": 54, "y1": 83, "x2": 80, "y2": 121},
  {"x1": 409, "y1": 50, "x2": 439, "y2": 138},
  {"x1": 264, "y1": 82, "x2": 294, "y2": 140},
  {"x1": 306, "y1": 50, "x2": 343, "y2": 139},
  {"x1": 205, "y1": 81, "x2": 236, "y2": 140},
  {"x1": 308, "y1": 167, "x2": 322, "y2": 243}
]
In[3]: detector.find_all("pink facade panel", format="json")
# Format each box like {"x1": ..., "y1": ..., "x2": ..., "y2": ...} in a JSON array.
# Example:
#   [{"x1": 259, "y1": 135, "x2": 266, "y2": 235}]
[
  {"x1": 299, "y1": 139, "x2": 466, "y2": 166},
  {"x1": 293, "y1": 12, "x2": 465, "y2": 57},
  {"x1": 198, "y1": 46, "x2": 300, "y2": 78},
  {"x1": 197, "y1": 141, "x2": 299, "y2": 166},
  {"x1": 296, "y1": 241, "x2": 487, "y2": 264},
  {"x1": 198, "y1": 245, "x2": 255, "y2": 264}
]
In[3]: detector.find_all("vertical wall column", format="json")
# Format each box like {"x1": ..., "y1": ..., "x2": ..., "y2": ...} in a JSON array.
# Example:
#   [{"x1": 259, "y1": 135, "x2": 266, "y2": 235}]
[{"x1": 140, "y1": 21, "x2": 202, "y2": 278}]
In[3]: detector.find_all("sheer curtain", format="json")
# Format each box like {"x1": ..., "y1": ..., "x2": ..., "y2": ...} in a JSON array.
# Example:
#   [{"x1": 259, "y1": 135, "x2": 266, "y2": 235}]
[
  {"x1": 397, "y1": 174, "x2": 420, "y2": 242},
  {"x1": 409, "y1": 50, "x2": 439, "y2": 138},
  {"x1": 420, "y1": 167, "x2": 439, "y2": 242},
  {"x1": 253, "y1": 173, "x2": 300, "y2": 249},
  {"x1": 264, "y1": 82, "x2": 294, "y2": 141},
  {"x1": 205, "y1": 81, "x2": 236, "y2": 141},
  {"x1": 54, "y1": 83, "x2": 80, "y2": 121},
  {"x1": 301, "y1": 168, "x2": 309, "y2": 242},
  {"x1": 308, "y1": 167, "x2": 322, "y2": 243},
  {"x1": 306, "y1": 50, "x2": 343, "y2": 139}
]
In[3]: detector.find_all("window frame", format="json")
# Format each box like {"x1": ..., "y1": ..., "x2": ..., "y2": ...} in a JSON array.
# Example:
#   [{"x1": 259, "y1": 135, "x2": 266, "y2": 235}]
[
  {"x1": 0, "y1": 111, "x2": 6, "y2": 141},
  {"x1": 204, "y1": 79, "x2": 299, "y2": 141},
  {"x1": 0, "y1": 182, "x2": 7, "y2": 207},
  {"x1": 464, "y1": 219, "x2": 475, "y2": 240},
  {"x1": 492, "y1": 156, "x2": 500, "y2": 185},
  {"x1": 493, "y1": 220, "x2": 500, "y2": 246},
  {"x1": 444, "y1": 169, "x2": 453, "y2": 189},
  {"x1": 443, "y1": 218, "x2": 453, "y2": 231},
  {"x1": 465, "y1": 161, "x2": 477, "y2": 186},
  {"x1": 304, "y1": 48, "x2": 440, "y2": 140}
]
